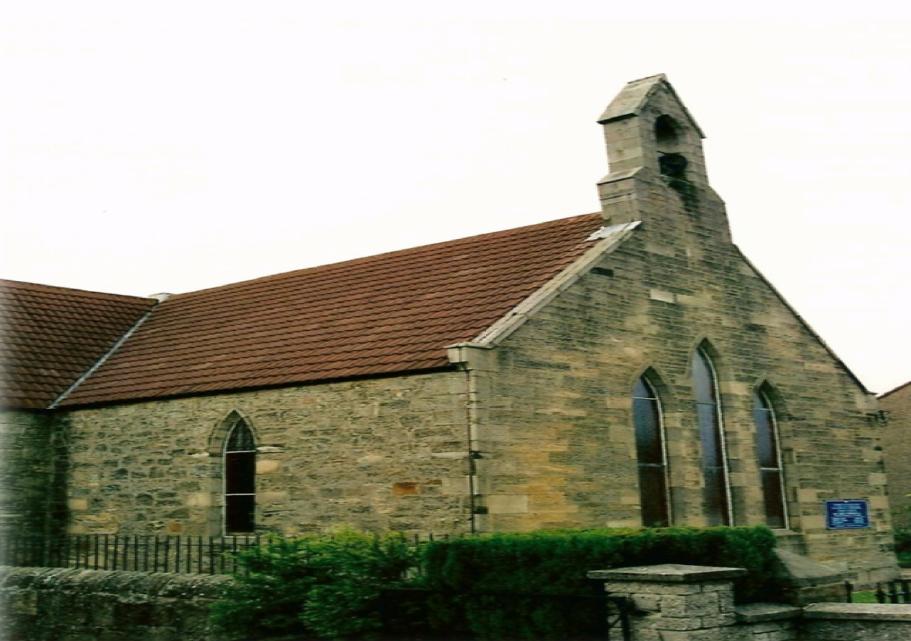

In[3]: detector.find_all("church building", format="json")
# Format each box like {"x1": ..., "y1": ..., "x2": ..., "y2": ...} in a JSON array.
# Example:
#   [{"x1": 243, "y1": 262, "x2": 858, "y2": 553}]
[{"x1": 0, "y1": 75, "x2": 896, "y2": 582}]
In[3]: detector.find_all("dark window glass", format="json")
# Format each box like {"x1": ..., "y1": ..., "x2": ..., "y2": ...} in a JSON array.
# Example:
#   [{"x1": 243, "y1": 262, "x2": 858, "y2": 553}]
[
  {"x1": 753, "y1": 390, "x2": 787, "y2": 528},
  {"x1": 702, "y1": 467, "x2": 728, "y2": 526},
  {"x1": 633, "y1": 397, "x2": 662, "y2": 463},
  {"x1": 225, "y1": 495, "x2": 255, "y2": 533},
  {"x1": 633, "y1": 376, "x2": 669, "y2": 527},
  {"x1": 225, "y1": 452, "x2": 255, "y2": 494},
  {"x1": 692, "y1": 352, "x2": 715, "y2": 404},
  {"x1": 692, "y1": 349, "x2": 730, "y2": 526},
  {"x1": 225, "y1": 419, "x2": 255, "y2": 533},
  {"x1": 227, "y1": 421, "x2": 255, "y2": 451},
  {"x1": 696, "y1": 404, "x2": 723, "y2": 466}
]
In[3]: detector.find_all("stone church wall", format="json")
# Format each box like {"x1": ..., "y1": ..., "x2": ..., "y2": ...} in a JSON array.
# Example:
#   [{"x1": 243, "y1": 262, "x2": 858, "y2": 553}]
[
  {"x1": 63, "y1": 370, "x2": 471, "y2": 536},
  {"x1": 466, "y1": 172, "x2": 895, "y2": 582}
]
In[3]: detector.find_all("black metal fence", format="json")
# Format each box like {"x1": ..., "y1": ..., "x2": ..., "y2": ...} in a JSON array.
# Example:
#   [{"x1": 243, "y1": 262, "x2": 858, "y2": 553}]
[
  {"x1": 845, "y1": 579, "x2": 911, "y2": 604},
  {"x1": 874, "y1": 580, "x2": 911, "y2": 603},
  {"x1": 1, "y1": 534, "x2": 261, "y2": 574},
  {"x1": 0, "y1": 531, "x2": 462, "y2": 576}
]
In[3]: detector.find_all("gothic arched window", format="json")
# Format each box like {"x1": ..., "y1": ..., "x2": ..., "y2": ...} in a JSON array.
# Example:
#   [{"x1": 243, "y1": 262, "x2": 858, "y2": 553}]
[
  {"x1": 224, "y1": 417, "x2": 256, "y2": 533},
  {"x1": 633, "y1": 374, "x2": 671, "y2": 527},
  {"x1": 753, "y1": 386, "x2": 788, "y2": 528},
  {"x1": 692, "y1": 347, "x2": 731, "y2": 525}
]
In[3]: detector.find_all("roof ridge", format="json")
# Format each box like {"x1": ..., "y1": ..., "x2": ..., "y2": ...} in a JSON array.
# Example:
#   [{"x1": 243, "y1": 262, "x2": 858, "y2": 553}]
[
  {"x1": 170, "y1": 212, "x2": 602, "y2": 299},
  {"x1": 0, "y1": 279, "x2": 152, "y2": 303}
]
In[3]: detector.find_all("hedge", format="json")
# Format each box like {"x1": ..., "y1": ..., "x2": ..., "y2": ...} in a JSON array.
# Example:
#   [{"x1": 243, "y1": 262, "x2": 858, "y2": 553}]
[
  {"x1": 417, "y1": 526, "x2": 783, "y2": 639},
  {"x1": 210, "y1": 530, "x2": 416, "y2": 640},
  {"x1": 211, "y1": 526, "x2": 782, "y2": 640},
  {"x1": 895, "y1": 526, "x2": 911, "y2": 567}
]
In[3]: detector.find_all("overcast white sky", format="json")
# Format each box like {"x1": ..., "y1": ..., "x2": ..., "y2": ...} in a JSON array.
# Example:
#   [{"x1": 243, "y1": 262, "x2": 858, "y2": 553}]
[{"x1": 2, "y1": 2, "x2": 909, "y2": 394}]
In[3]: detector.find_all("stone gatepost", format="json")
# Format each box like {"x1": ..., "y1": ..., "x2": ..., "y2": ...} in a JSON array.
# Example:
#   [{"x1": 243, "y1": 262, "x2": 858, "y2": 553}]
[{"x1": 587, "y1": 564, "x2": 746, "y2": 641}]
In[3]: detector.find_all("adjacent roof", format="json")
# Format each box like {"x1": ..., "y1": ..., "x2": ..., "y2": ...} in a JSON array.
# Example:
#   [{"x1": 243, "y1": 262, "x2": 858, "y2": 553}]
[
  {"x1": 0, "y1": 280, "x2": 155, "y2": 409},
  {"x1": 880, "y1": 381, "x2": 911, "y2": 401},
  {"x1": 55, "y1": 213, "x2": 604, "y2": 407}
]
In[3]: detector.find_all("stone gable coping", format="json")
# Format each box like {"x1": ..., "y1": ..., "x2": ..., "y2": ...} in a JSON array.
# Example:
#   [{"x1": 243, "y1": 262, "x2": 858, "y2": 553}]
[{"x1": 774, "y1": 549, "x2": 845, "y2": 586}]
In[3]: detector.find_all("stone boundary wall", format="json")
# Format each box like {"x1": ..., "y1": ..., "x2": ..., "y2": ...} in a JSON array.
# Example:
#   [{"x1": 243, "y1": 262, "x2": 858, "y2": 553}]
[
  {"x1": 0, "y1": 566, "x2": 233, "y2": 641},
  {"x1": 802, "y1": 603, "x2": 911, "y2": 641},
  {"x1": 589, "y1": 564, "x2": 911, "y2": 641},
  {"x1": 4, "y1": 563, "x2": 911, "y2": 641}
]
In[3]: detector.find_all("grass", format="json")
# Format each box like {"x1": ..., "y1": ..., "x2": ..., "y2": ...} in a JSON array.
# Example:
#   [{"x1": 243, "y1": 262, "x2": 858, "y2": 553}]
[{"x1": 850, "y1": 590, "x2": 879, "y2": 604}]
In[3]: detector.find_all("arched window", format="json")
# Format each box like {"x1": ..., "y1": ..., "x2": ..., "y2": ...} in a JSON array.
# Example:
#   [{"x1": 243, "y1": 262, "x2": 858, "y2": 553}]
[
  {"x1": 224, "y1": 417, "x2": 256, "y2": 533},
  {"x1": 753, "y1": 387, "x2": 788, "y2": 528},
  {"x1": 633, "y1": 375, "x2": 670, "y2": 527},
  {"x1": 692, "y1": 347, "x2": 731, "y2": 525}
]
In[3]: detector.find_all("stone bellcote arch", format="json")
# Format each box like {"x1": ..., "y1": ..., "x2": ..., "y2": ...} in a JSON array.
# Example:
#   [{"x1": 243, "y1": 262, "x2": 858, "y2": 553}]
[{"x1": 595, "y1": 74, "x2": 732, "y2": 242}]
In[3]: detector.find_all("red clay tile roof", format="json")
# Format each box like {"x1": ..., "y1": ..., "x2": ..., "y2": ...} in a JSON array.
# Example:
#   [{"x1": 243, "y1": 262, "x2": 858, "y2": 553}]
[
  {"x1": 0, "y1": 280, "x2": 156, "y2": 409},
  {"x1": 59, "y1": 213, "x2": 604, "y2": 407}
]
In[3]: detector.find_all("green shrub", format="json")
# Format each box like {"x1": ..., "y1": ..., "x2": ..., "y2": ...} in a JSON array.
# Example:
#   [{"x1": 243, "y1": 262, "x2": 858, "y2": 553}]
[
  {"x1": 418, "y1": 526, "x2": 782, "y2": 640},
  {"x1": 893, "y1": 526, "x2": 911, "y2": 567},
  {"x1": 210, "y1": 530, "x2": 415, "y2": 640},
  {"x1": 211, "y1": 526, "x2": 781, "y2": 640}
]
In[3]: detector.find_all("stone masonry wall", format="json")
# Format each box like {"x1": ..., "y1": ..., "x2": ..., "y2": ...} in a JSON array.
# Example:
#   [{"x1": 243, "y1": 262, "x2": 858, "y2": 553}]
[
  {"x1": 589, "y1": 564, "x2": 911, "y2": 641},
  {"x1": 470, "y1": 215, "x2": 894, "y2": 580},
  {"x1": 466, "y1": 86, "x2": 895, "y2": 581},
  {"x1": 0, "y1": 566, "x2": 232, "y2": 641},
  {"x1": 880, "y1": 384, "x2": 911, "y2": 529},
  {"x1": 0, "y1": 410, "x2": 67, "y2": 539},
  {"x1": 802, "y1": 603, "x2": 911, "y2": 641},
  {"x1": 63, "y1": 371, "x2": 471, "y2": 536}
]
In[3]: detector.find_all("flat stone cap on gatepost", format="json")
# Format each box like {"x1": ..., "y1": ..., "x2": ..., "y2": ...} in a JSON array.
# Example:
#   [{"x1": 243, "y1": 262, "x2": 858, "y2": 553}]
[{"x1": 587, "y1": 564, "x2": 747, "y2": 583}]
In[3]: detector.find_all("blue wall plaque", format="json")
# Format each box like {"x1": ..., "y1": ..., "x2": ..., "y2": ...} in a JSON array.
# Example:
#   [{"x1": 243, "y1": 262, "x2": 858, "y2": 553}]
[{"x1": 825, "y1": 499, "x2": 870, "y2": 529}]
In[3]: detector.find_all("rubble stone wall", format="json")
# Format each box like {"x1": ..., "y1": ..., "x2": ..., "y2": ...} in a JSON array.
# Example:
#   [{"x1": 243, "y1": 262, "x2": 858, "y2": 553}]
[
  {"x1": 0, "y1": 566, "x2": 231, "y2": 641},
  {"x1": 63, "y1": 371, "x2": 471, "y2": 537}
]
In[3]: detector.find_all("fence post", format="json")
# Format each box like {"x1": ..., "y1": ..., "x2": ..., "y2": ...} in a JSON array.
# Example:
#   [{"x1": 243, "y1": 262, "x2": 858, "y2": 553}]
[{"x1": 588, "y1": 564, "x2": 745, "y2": 641}]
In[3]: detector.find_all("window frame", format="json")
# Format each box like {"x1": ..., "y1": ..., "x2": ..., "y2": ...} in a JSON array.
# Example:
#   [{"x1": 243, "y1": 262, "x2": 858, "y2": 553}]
[
  {"x1": 632, "y1": 374, "x2": 672, "y2": 527},
  {"x1": 223, "y1": 417, "x2": 256, "y2": 534},
  {"x1": 692, "y1": 347, "x2": 733, "y2": 526},
  {"x1": 753, "y1": 386, "x2": 789, "y2": 529}
]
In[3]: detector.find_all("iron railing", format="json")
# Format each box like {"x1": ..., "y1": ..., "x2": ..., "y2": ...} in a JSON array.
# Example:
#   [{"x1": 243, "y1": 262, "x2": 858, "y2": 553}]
[
  {"x1": 0, "y1": 533, "x2": 260, "y2": 574},
  {"x1": 845, "y1": 578, "x2": 911, "y2": 604},
  {"x1": 874, "y1": 579, "x2": 911, "y2": 603},
  {"x1": 0, "y1": 531, "x2": 464, "y2": 575}
]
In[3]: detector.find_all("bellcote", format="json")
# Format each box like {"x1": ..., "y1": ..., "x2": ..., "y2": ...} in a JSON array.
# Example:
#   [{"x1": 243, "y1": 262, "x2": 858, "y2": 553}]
[
  {"x1": 598, "y1": 74, "x2": 709, "y2": 187},
  {"x1": 596, "y1": 74, "x2": 730, "y2": 241}
]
